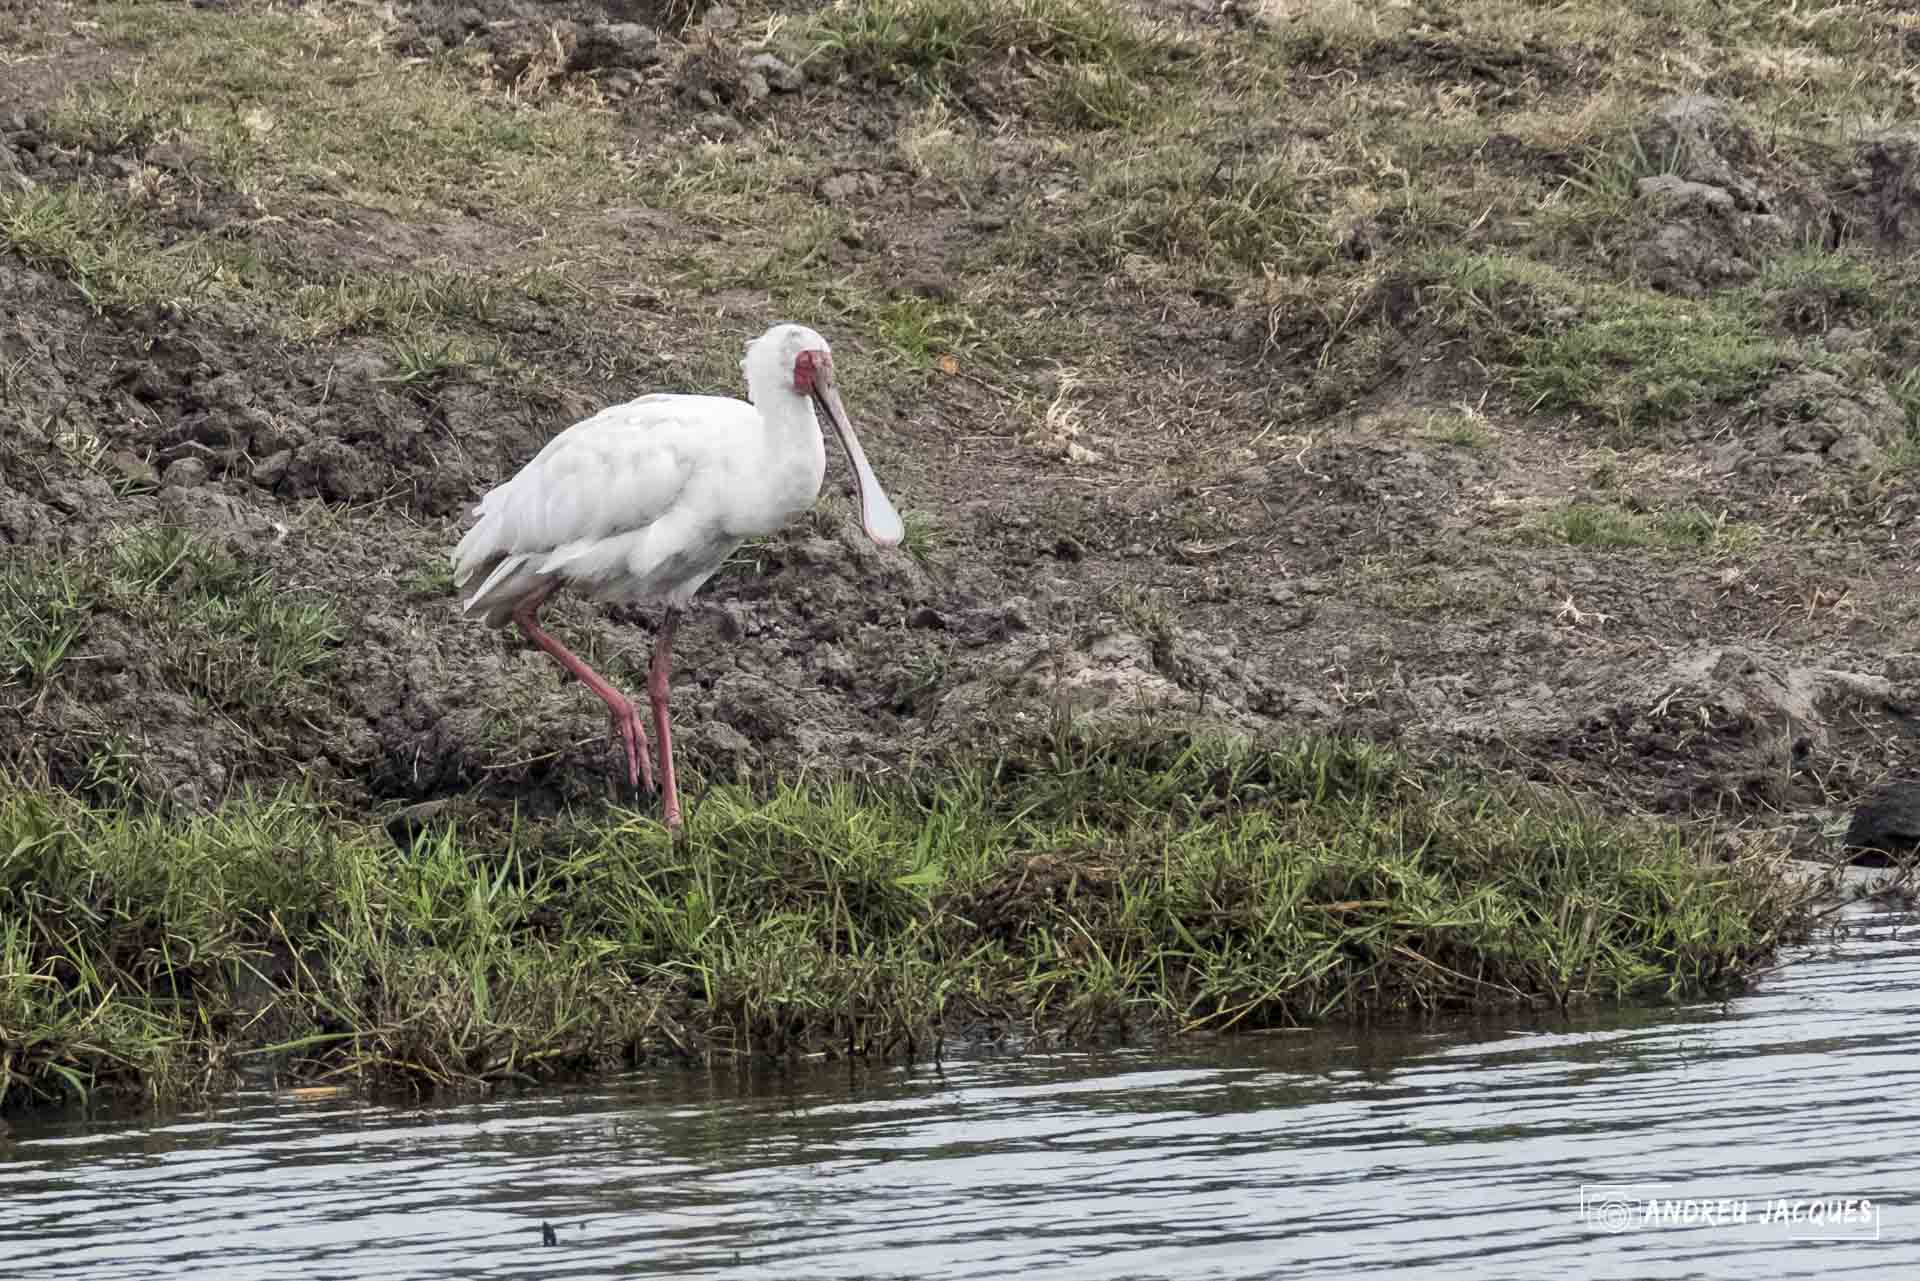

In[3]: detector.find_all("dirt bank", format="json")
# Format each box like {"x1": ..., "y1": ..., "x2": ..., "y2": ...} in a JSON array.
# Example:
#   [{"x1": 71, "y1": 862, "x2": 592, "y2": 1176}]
[{"x1": 3, "y1": 0, "x2": 1918, "y2": 850}]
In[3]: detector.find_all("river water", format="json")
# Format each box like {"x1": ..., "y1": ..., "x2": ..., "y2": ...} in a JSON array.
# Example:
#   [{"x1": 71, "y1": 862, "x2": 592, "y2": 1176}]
[{"x1": 3, "y1": 893, "x2": 1914, "y2": 1279}]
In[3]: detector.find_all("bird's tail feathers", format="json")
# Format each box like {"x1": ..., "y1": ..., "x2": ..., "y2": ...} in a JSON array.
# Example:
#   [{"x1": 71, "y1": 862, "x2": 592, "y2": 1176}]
[
  {"x1": 460, "y1": 553, "x2": 549, "y2": 627},
  {"x1": 450, "y1": 500, "x2": 507, "y2": 585}
]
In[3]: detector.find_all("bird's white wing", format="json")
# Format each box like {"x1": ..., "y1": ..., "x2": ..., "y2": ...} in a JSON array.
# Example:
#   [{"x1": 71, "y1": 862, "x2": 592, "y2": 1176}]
[{"x1": 452, "y1": 394, "x2": 753, "y2": 621}]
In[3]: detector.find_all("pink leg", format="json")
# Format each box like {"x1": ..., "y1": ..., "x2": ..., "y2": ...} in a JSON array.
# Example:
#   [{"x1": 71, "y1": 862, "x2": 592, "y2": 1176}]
[
  {"x1": 648, "y1": 608, "x2": 683, "y2": 830},
  {"x1": 512, "y1": 589, "x2": 654, "y2": 795}
]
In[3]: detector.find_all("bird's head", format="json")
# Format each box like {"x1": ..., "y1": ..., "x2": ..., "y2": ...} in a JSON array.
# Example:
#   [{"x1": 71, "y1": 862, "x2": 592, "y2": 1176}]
[
  {"x1": 741, "y1": 322, "x2": 903, "y2": 548},
  {"x1": 744, "y1": 323, "x2": 834, "y2": 396}
]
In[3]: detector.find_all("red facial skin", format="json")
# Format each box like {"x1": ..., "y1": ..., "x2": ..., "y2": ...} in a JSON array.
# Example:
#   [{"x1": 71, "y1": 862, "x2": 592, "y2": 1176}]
[{"x1": 793, "y1": 348, "x2": 833, "y2": 394}]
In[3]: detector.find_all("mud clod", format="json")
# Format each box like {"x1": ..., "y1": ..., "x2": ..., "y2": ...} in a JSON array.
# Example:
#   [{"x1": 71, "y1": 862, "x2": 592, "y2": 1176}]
[
  {"x1": 160, "y1": 457, "x2": 209, "y2": 489},
  {"x1": 1845, "y1": 782, "x2": 1920, "y2": 865},
  {"x1": 1848, "y1": 132, "x2": 1920, "y2": 245},
  {"x1": 1703, "y1": 370, "x2": 1906, "y2": 475},
  {"x1": 748, "y1": 52, "x2": 804, "y2": 93},
  {"x1": 1639, "y1": 96, "x2": 1774, "y2": 213},
  {"x1": 570, "y1": 21, "x2": 662, "y2": 72},
  {"x1": 1628, "y1": 95, "x2": 1828, "y2": 296}
]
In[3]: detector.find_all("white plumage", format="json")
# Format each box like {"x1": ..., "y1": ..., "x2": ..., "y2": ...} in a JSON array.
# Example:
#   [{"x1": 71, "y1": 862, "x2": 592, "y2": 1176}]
[
  {"x1": 455, "y1": 395, "x2": 757, "y2": 624},
  {"x1": 450, "y1": 323, "x2": 903, "y2": 829}
]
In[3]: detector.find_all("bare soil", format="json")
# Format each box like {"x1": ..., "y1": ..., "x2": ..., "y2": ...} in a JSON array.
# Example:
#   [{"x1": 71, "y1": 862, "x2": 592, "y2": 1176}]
[{"x1": 4, "y1": 0, "x2": 1918, "y2": 856}]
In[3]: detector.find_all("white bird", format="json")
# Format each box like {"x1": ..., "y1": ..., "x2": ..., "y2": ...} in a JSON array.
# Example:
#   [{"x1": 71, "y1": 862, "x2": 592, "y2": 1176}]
[{"x1": 451, "y1": 323, "x2": 904, "y2": 829}]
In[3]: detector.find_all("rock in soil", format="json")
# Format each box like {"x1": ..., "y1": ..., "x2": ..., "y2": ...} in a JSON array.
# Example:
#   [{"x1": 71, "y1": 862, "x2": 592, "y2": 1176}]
[{"x1": 1845, "y1": 781, "x2": 1920, "y2": 866}]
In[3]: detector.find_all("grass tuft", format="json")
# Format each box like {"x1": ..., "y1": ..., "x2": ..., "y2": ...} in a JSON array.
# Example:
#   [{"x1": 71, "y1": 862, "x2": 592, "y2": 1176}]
[
  {"x1": 1534, "y1": 502, "x2": 1756, "y2": 552},
  {"x1": 1077, "y1": 146, "x2": 1324, "y2": 270},
  {"x1": 0, "y1": 185, "x2": 238, "y2": 312},
  {"x1": 1, "y1": 529, "x2": 342, "y2": 721},
  {"x1": 815, "y1": 0, "x2": 1164, "y2": 84},
  {"x1": 1414, "y1": 251, "x2": 1792, "y2": 434},
  {"x1": 0, "y1": 558, "x2": 97, "y2": 691}
]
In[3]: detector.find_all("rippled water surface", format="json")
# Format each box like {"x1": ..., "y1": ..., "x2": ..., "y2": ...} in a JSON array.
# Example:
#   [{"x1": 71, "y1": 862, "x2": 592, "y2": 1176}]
[{"x1": 4, "y1": 897, "x2": 1916, "y2": 1279}]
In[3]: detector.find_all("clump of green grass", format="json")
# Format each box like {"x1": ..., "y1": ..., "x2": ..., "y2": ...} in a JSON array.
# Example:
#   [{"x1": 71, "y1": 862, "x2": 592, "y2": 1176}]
[
  {"x1": 2, "y1": 2, "x2": 626, "y2": 337},
  {"x1": 66, "y1": 1, "x2": 618, "y2": 217},
  {"x1": 1423, "y1": 413, "x2": 1493, "y2": 447},
  {"x1": 0, "y1": 730, "x2": 1811, "y2": 1110},
  {"x1": 1266, "y1": 0, "x2": 1419, "y2": 63},
  {"x1": 1377, "y1": 406, "x2": 1495, "y2": 448},
  {"x1": 1398, "y1": 249, "x2": 1565, "y2": 342},
  {"x1": 402, "y1": 560, "x2": 459, "y2": 600},
  {"x1": 867, "y1": 295, "x2": 975, "y2": 370},
  {"x1": 714, "y1": 534, "x2": 777, "y2": 581},
  {"x1": 1414, "y1": 251, "x2": 1790, "y2": 433},
  {"x1": 891, "y1": 646, "x2": 953, "y2": 714},
  {"x1": 1043, "y1": 62, "x2": 1157, "y2": 130},
  {"x1": 1559, "y1": 129, "x2": 1683, "y2": 210},
  {"x1": 900, "y1": 509, "x2": 941, "y2": 567},
  {"x1": 1884, "y1": 368, "x2": 1920, "y2": 471},
  {"x1": 1749, "y1": 249, "x2": 1880, "y2": 334},
  {"x1": 0, "y1": 528, "x2": 342, "y2": 717},
  {"x1": 0, "y1": 181, "x2": 557, "y2": 367},
  {"x1": 1533, "y1": 502, "x2": 1755, "y2": 552},
  {"x1": 1075, "y1": 146, "x2": 1325, "y2": 270},
  {"x1": 118, "y1": 528, "x2": 342, "y2": 707},
  {"x1": 0, "y1": 186, "x2": 250, "y2": 313},
  {"x1": 291, "y1": 271, "x2": 504, "y2": 341},
  {"x1": 812, "y1": 0, "x2": 1167, "y2": 92},
  {"x1": 1094, "y1": 584, "x2": 1176, "y2": 661},
  {"x1": 0, "y1": 557, "x2": 99, "y2": 691},
  {"x1": 379, "y1": 332, "x2": 506, "y2": 388},
  {"x1": 111, "y1": 524, "x2": 247, "y2": 596}
]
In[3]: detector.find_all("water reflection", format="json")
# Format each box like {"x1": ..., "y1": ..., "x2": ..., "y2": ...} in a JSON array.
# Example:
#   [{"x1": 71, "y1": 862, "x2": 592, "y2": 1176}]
[{"x1": 2, "y1": 900, "x2": 1914, "y2": 1279}]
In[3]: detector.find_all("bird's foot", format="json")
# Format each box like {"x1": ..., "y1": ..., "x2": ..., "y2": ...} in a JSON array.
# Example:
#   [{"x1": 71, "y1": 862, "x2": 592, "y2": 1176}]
[{"x1": 610, "y1": 703, "x2": 655, "y2": 796}]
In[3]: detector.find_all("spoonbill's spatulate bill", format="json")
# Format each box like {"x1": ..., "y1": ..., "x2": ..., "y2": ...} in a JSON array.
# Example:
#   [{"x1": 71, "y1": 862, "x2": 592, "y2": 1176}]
[{"x1": 451, "y1": 323, "x2": 904, "y2": 829}]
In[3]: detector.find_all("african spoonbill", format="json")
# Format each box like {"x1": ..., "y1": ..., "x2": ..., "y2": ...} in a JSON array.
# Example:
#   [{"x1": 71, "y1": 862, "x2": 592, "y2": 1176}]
[{"x1": 452, "y1": 323, "x2": 904, "y2": 829}]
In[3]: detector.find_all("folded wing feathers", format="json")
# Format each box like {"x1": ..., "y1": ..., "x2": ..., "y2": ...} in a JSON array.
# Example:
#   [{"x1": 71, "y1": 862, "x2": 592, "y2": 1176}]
[{"x1": 453, "y1": 399, "x2": 718, "y2": 622}]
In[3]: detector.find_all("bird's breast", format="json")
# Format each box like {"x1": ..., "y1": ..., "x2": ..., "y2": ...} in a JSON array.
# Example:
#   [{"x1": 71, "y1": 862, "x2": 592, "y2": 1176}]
[{"x1": 724, "y1": 438, "x2": 827, "y2": 537}]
